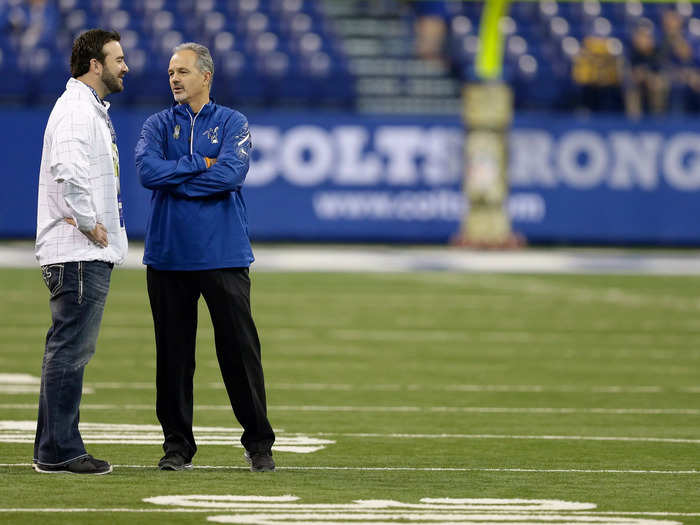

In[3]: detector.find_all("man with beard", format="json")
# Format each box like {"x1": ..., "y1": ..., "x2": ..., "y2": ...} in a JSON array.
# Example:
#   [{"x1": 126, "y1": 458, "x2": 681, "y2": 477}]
[
  {"x1": 33, "y1": 29, "x2": 129, "y2": 475},
  {"x1": 135, "y1": 43, "x2": 275, "y2": 472}
]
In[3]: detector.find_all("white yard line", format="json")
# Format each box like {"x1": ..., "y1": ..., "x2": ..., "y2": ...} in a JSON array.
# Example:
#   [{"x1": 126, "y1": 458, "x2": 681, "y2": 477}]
[
  {"x1": 574, "y1": 513, "x2": 700, "y2": 517},
  {"x1": 271, "y1": 406, "x2": 700, "y2": 415},
  {"x1": 327, "y1": 328, "x2": 698, "y2": 345},
  {"x1": 303, "y1": 432, "x2": 700, "y2": 444},
  {"x1": 2, "y1": 403, "x2": 697, "y2": 415},
  {"x1": 1, "y1": 420, "x2": 697, "y2": 444},
  {"x1": 396, "y1": 273, "x2": 700, "y2": 311},
  {"x1": 0, "y1": 508, "x2": 216, "y2": 513},
  {"x1": 0, "y1": 464, "x2": 698, "y2": 475},
  {"x1": 79, "y1": 382, "x2": 696, "y2": 394},
  {"x1": 0, "y1": 508, "x2": 700, "y2": 523}
]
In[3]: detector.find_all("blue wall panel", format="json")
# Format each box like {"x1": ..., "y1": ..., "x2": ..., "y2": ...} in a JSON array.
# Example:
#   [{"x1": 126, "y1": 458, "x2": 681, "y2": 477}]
[{"x1": 1, "y1": 109, "x2": 699, "y2": 245}]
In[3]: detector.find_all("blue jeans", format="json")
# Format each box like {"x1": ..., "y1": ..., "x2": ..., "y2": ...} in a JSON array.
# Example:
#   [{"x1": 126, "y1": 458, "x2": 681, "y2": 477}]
[{"x1": 33, "y1": 261, "x2": 112, "y2": 466}]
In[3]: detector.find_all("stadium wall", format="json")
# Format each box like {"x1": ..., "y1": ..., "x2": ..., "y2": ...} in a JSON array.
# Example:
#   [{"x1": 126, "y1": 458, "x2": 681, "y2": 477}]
[{"x1": 1, "y1": 109, "x2": 699, "y2": 245}]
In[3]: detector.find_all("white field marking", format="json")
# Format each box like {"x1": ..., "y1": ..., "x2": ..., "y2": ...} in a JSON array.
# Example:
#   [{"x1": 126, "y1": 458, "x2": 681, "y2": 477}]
[
  {"x1": 1, "y1": 463, "x2": 698, "y2": 474},
  {"x1": 0, "y1": 374, "x2": 38, "y2": 384},
  {"x1": 271, "y1": 406, "x2": 700, "y2": 416},
  {"x1": 327, "y1": 328, "x2": 697, "y2": 346},
  {"x1": 0, "y1": 386, "x2": 42, "y2": 394},
  {"x1": 207, "y1": 511, "x2": 680, "y2": 525},
  {"x1": 445, "y1": 274, "x2": 700, "y2": 312},
  {"x1": 145, "y1": 497, "x2": 301, "y2": 507},
  {"x1": 403, "y1": 272, "x2": 700, "y2": 314},
  {"x1": 142, "y1": 496, "x2": 682, "y2": 525},
  {"x1": 261, "y1": 326, "x2": 700, "y2": 348},
  {"x1": 59, "y1": 382, "x2": 700, "y2": 395},
  {"x1": 0, "y1": 508, "x2": 656, "y2": 522},
  {"x1": 0, "y1": 386, "x2": 95, "y2": 395},
  {"x1": 0, "y1": 440, "x2": 333, "y2": 452},
  {"x1": 3, "y1": 403, "x2": 698, "y2": 416},
  {"x1": 0, "y1": 509, "x2": 217, "y2": 513},
  {"x1": 0, "y1": 404, "x2": 156, "y2": 410},
  {"x1": 0, "y1": 373, "x2": 95, "y2": 395},
  {"x1": 78, "y1": 382, "x2": 690, "y2": 394},
  {"x1": 88, "y1": 381, "x2": 155, "y2": 389},
  {"x1": 390, "y1": 316, "x2": 700, "y2": 334},
  {"x1": 577, "y1": 514, "x2": 700, "y2": 518},
  {"x1": 0, "y1": 508, "x2": 694, "y2": 520},
  {"x1": 443, "y1": 385, "x2": 669, "y2": 394},
  {"x1": 300, "y1": 432, "x2": 700, "y2": 445},
  {"x1": 144, "y1": 495, "x2": 596, "y2": 510},
  {"x1": 5, "y1": 403, "x2": 696, "y2": 416},
  {"x1": 0, "y1": 421, "x2": 332, "y2": 453}
]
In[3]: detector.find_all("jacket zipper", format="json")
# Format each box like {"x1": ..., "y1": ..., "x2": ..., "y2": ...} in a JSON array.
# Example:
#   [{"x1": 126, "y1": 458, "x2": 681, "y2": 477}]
[{"x1": 186, "y1": 109, "x2": 200, "y2": 155}]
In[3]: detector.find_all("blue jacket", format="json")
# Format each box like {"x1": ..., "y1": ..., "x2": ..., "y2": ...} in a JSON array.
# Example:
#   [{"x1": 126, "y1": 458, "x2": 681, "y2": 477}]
[{"x1": 135, "y1": 101, "x2": 254, "y2": 270}]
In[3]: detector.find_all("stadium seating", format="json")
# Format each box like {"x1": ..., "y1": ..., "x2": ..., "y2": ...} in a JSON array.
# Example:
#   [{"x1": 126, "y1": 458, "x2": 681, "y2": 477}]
[
  {"x1": 1, "y1": 1, "x2": 699, "y2": 113},
  {"x1": 448, "y1": 1, "x2": 700, "y2": 112},
  {"x1": 0, "y1": 0, "x2": 354, "y2": 108}
]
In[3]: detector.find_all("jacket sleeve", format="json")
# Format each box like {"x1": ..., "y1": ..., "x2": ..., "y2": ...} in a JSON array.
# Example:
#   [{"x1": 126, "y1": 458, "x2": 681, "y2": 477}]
[
  {"x1": 49, "y1": 109, "x2": 97, "y2": 231},
  {"x1": 135, "y1": 114, "x2": 207, "y2": 189},
  {"x1": 167, "y1": 113, "x2": 251, "y2": 198},
  {"x1": 64, "y1": 181, "x2": 97, "y2": 232}
]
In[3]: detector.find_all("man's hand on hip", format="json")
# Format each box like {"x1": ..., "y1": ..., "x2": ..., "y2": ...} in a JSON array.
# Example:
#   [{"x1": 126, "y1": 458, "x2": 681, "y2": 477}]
[{"x1": 64, "y1": 218, "x2": 108, "y2": 247}]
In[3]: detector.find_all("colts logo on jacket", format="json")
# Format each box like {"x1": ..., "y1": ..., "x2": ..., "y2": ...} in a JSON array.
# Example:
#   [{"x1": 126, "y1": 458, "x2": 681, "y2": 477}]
[{"x1": 203, "y1": 126, "x2": 219, "y2": 144}]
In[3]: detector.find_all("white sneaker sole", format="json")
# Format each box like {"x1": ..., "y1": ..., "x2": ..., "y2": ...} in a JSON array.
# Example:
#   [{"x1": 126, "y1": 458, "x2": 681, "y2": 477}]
[{"x1": 32, "y1": 463, "x2": 113, "y2": 475}]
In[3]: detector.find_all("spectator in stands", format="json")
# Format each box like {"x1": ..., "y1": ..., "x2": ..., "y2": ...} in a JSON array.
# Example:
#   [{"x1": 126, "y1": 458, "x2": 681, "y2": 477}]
[
  {"x1": 407, "y1": 0, "x2": 449, "y2": 63},
  {"x1": 33, "y1": 29, "x2": 128, "y2": 475},
  {"x1": 135, "y1": 42, "x2": 276, "y2": 473},
  {"x1": 623, "y1": 21, "x2": 668, "y2": 118},
  {"x1": 660, "y1": 9, "x2": 700, "y2": 114},
  {"x1": 572, "y1": 36, "x2": 624, "y2": 112}
]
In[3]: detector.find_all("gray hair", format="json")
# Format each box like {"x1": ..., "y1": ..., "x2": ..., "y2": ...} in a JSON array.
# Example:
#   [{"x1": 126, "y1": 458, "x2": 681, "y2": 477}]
[{"x1": 173, "y1": 42, "x2": 214, "y2": 83}]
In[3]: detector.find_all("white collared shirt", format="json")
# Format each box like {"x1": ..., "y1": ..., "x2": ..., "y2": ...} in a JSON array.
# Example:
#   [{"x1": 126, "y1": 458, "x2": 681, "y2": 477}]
[{"x1": 35, "y1": 78, "x2": 128, "y2": 266}]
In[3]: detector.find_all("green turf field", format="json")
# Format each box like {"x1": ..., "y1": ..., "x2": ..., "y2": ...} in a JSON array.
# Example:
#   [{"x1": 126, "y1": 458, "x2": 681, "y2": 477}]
[{"x1": 0, "y1": 268, "x2": 698, "y2": 524}]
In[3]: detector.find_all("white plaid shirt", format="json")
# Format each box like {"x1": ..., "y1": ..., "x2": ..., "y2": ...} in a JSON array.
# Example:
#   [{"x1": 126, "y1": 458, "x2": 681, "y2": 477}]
[{"x1": 35, "y1": 78, "x2": 128, "y2": 266}]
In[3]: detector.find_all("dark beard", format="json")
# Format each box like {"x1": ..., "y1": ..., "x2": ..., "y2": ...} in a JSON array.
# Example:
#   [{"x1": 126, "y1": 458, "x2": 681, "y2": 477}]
[{"x1": 101, "y1": 69, "x2": 123, "y2": 95}]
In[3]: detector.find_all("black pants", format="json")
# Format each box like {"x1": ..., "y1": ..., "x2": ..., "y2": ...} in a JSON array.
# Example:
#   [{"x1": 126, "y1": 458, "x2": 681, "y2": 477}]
[{"x1": 147, "y1": 266, "x2": 275, "y2": 460}]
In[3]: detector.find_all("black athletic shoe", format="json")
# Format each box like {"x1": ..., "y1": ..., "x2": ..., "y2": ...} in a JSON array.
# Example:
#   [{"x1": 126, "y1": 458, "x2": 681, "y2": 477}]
[
  {"x1": 33, "y1": 455, "x2": 112, "y2": 475},
  {"x1": 158, "y1": 452, "x2": 193, "y2": 471},
  {"x1": 244, "y1": 450, "x2": 275, "y2": 472}
]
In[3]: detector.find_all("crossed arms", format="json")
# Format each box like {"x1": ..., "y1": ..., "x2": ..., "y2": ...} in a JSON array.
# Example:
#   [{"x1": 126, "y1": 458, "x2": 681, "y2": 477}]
[{"x1": 135, "y1": 113, "x2": 251, "y2": 198}]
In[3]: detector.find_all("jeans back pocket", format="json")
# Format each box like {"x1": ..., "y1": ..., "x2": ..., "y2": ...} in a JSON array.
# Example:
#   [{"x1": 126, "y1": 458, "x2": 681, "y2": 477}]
[{"x1": 41, "y1": 264, "x2": 64, "y2": 297}]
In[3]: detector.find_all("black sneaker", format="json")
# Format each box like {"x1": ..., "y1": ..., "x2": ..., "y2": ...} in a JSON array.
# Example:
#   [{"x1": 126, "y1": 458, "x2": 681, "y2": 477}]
[
  {"x1": 244, "y1": 450, "x2": 275, "y2": 472},
  {"x1": 33, "y1": 455, "x2": 112, "y2": 475},
  {"x1": 158, "y1": 452, "x2": 193, "y2": 471}
]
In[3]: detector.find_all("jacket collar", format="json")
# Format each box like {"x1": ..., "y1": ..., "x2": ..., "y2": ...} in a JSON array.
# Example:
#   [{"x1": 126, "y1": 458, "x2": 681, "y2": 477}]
[
  {"x1": 66, "y1": 78, "x2": 111, "y2": 113},
  {"x1": 172, "y1": 99, "x2": 215, "y2": 118}
]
